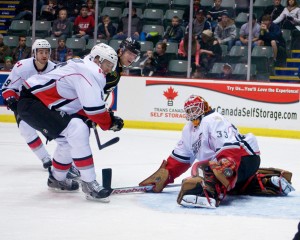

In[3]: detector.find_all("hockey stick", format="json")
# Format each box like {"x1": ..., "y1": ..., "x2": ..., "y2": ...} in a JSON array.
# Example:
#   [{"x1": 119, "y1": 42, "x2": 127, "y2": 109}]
[
  {"x1": 109, "y1": 184, "x2": 181, "y2": 195},
  {"x1": 102, "y1": 168, "x2": 181, "y2": 195},
  {"x1": 92, "y1": 123, "x2": 119, "y2": 150}
]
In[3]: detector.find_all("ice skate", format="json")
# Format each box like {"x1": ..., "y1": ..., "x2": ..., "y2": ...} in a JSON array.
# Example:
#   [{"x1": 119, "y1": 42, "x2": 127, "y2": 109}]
[
  {"x1": 81, "y1": 180, "x2": 110, "y2": 202},
  {"x1": 270, "y1": 176, "x2": 295, "y2": 195},
  {"x1": 47, "y1": 168, "x2": 79, "y2": 192},
  {"x1": 41, "y1": 156, "x2": 52, "y2": 169},
  {"x1": 66, "y1": 165, "x2": 81, "y2": 182}
]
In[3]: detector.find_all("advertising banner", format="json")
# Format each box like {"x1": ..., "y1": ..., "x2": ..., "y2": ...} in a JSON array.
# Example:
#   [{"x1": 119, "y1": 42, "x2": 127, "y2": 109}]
[{"x1": 116, "y1": 77, "x2": 300, "y2": 137}]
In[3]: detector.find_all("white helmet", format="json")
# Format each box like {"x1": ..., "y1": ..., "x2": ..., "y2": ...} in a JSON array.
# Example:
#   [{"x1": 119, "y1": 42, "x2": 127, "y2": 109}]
[
  {"x1": 90, "y1": 43, "x2": 118, "y2": 71},
  {"x1": 32, "y1": 39, "x2": 51, "y2": 59}
]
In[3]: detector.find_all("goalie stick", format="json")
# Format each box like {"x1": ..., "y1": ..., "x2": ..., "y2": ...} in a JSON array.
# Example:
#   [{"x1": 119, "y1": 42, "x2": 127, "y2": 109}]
[
  {"x1": 102, "y1": 168, "x2": 181, "y2": 195},
  {"x1": 92, "y1": 123, "x2": 119, "y2": 150}
]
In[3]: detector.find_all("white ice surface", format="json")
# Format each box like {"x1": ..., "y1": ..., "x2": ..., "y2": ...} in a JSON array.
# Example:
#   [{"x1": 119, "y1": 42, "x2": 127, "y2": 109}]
[{"x1": 0, "y1": 123, "x2": 299, "y2": 240}]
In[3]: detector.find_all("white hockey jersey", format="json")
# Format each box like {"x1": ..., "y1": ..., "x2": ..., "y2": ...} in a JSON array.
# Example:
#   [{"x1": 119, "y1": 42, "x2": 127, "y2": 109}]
[
  {"x1": 170, "y1": 111, "x2": 260, "y2": 165},
  {"x1": 22, "y1": 56, "x2": 112, "y2": 130},
  {"x1": 1, "y1": 57, "x2": 56, "y2": 100}
]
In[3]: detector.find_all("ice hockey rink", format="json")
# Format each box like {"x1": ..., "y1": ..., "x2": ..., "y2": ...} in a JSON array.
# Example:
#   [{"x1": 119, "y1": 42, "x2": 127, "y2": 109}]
[{"x1": 0, "y1": 122, "x2": 299, "y2": 240}]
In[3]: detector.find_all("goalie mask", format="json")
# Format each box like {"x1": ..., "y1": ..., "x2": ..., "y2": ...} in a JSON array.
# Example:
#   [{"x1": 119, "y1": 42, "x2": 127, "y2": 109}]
[
  {"x1": 32, "y1": 39, "x2": 51, "y2": 59},
  {"x1": 184, "y1": 95, "x2": 211, "y2": 126},
  {"x1": 90, "y1": 43, "x2": 118, "y2": 71},
  {"x1": 119, "y1": 37, "x2": 141, "y2": 63}
]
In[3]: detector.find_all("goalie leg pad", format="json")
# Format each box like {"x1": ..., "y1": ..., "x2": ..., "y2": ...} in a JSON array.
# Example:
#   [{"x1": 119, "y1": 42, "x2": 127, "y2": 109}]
[
  {"x1": 209, "y1": 157, "x2": 237, "y2": 191},
  {"x1": 177, "y1": 176, "x2": 205, "y2": 205},
  {"x1": 240, "y1": 167, "x2": 295, "y2": 196},
  {"x1": 181, "y1": 195, "x2": 217, "y2": 208},
  {"x1": 257, "y1": 167, "x2": 293, "y2": 183}
]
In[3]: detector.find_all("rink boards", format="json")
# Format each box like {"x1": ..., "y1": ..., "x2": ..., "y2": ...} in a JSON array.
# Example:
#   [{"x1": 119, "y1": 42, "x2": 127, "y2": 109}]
[{"x1": 0, "y1": 72, "x2": 300, "y2": 139}]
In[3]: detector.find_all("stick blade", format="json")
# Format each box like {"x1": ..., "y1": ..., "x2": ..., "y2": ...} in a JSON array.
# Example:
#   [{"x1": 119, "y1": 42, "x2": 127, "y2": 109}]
[{"x1": 99, "y1": 137, "x2": 120, "y2": 150}]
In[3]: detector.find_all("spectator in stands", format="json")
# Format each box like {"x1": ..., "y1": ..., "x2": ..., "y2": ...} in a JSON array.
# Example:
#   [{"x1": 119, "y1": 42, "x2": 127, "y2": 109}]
[
  {"x1": 40, "y1": 0, "x2": 57, "y2": 21},
  {"x1": 73, "y1": 4, "x2": 95, "y2": 43},
  {"x1": 178, "y1": 33, "x2": 200, "y2": 74},
  {"x1": 86, "y1": 0, "x2": 95, "y2": 18},
  {"x1": 0, "y1": 34, "x2": 11, "y2": 63},
  {"x1": 235, "y1": 14, "x2": 261, "y2": 49},
  {"x1": 151, "y1": 42, "x2": 169, "y2": 76},
  {"x1": 11, "y1": 0, "x2": 33, "y2": 21},
  {"x1": 11, "y1": 36, "x2": 31, "y2": 63},
  {"x1": 52, "y1": 8, "x2": 73, "y2": 40},
  {"x1": 97, "y1": 15, "x2": 116, "y2": 41},
  {"x1": 273, "y1": 0, "x2": 300, "y2": 30},
  {"x1": 258, "y1": 14, "x2": 286, "y2": 65},
  {"x1": 59, "y1": 0, "x2": 82, "y2": 22},
  {"x1": 199, "y1": 29, "x2": 222, "y2": 74},
  {"x1": 207, "y1": 0, "x2": 228, "y2": 31},
  {"x1": 163, "y1": 16, "x2": 184, "y2": 43},
  {"x1": 0, "y1": 56, "x2": 13, "y2": 71},
  {"x1": 183, "y1": 0, "x2": 206, "y2": 25},
  {"x1": 260, "y1": 0, "x2": 284, "y2": 22},
  {"x1": 214, "y1": 12, "x2": 237, "y2": 51},
  {"x1": 51, "y1": 37, "x2": 73, "y2": 63},
  {"x1": 140, "y1": 50, "x2": 155, "y2": 76},
  {"x1": 219, "y1": 63, "x2": 233, "y2": 79},
  {"x1": 113, "y1": 7, "x2": 142, "y2": 41},
  {"x1": 190, "y1": 9, "x2": 211, "y2": 40}
]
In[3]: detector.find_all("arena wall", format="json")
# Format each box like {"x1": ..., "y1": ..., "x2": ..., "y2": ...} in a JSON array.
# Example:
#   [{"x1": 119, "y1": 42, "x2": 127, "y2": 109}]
[{"x1": 1, "y1": 72, "x2": 299, "y2": 139}]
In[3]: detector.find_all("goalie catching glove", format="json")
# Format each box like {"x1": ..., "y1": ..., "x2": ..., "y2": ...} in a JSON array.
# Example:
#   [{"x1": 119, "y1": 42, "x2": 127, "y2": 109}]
[{"x1": 139, "y1": 156, "x2": 190, "y2": 192}]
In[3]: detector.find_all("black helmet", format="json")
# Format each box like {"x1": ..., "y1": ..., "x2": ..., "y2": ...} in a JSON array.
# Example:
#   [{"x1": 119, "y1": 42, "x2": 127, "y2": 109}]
[{"x1": 120, "y1": 37, "x2": 141, "y2": 60}]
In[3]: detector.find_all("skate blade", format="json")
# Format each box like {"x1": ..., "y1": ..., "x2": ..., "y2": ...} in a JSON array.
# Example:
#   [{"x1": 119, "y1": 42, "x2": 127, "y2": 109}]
[
  {"x1": 85, "y1": 195, "x2": 110, "y2": 203},
  {"x1": 181, "y1": 195, "x2": 216, "y2": 209},
  {"x1": 48, "y1": 187, "x2": 80, "y2": 193}
]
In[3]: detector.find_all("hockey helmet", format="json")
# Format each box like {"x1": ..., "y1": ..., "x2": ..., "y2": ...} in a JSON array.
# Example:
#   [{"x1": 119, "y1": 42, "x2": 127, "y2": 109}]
[
  {"x1": 119, "y1": 37, "x2": 141, "y2": 62},
  {"x1": 184, "y1": 95, "x2": 211, "y2": 125},
  {"x1": 90, "y1": 43, "x2": 118, "y2": 71},
  {"x1": 32, "y1": 39, "x2": 51, "y2": 59}
]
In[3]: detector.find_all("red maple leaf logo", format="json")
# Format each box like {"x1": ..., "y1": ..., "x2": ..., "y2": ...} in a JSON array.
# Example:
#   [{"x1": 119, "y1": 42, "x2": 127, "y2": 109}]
[{"x1": 163, "y1": 87, "x2": 178, "y2": 100}]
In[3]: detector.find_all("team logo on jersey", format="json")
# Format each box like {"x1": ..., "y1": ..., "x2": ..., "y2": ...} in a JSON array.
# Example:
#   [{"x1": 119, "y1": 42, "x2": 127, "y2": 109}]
[
  {"x1": 163, "y1": 86, "x2": 178, "y2": 106},
  {"x1": 192, "y1": 133, "x2": 202, "y2": 155}
]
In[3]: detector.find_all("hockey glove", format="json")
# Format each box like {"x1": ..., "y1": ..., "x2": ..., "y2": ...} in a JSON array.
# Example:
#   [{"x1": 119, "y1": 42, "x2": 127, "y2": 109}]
[
  {"x1": 109, "y1": 111, "x2": 124, "y2": 132},
  {"x1": 5, "y1": 97, "x2": 18, "y2": 113},
  {"x1": 139, "y1": 157, "x2": 190, "y2": 193}
]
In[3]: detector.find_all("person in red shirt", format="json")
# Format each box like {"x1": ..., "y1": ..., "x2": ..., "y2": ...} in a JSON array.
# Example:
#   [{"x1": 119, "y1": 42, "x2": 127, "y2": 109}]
[{"x1": 73, "y1": 4, "x2": 95, "y2": 42}]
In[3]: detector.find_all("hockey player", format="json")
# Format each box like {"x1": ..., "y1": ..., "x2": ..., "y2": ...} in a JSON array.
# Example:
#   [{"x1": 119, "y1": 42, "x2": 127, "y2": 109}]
[
  {"x1": 67, "y1": 37, "x2": 141, "y2": 179},
  {"x1": 140, "y1": 95, "x2": 295, "y2": 208},
  {"x1": 104, "y1": 37, "x2": 141, "y2": 94},
  {"x1": 1, "y1": 39, "x2": 55, "y2": 169},
  {"x1": 17, "y1": 43, "x2": 123, "y2": 202}
]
